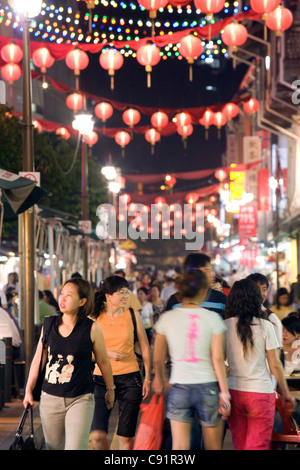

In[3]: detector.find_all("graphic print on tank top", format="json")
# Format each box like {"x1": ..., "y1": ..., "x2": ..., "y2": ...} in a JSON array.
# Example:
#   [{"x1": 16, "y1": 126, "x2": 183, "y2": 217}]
[
  {"x1": 45, "y1": 346, "x2": 75, "y2": 385},
  {"x1": 179, "y1": 313, "x2": 202, "y2": 363}
]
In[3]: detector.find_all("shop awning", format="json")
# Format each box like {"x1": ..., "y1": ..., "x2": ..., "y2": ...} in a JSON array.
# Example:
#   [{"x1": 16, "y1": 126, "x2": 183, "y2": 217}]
[{"x1": 0, "y1": 169, "x2": 49, "y2": 216}]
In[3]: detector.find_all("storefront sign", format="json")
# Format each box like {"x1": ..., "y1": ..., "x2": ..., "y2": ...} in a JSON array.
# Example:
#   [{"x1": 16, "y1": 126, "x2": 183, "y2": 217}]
[
  {"x1": 258, "y1": 168, "x2": 271, "y2": 211},
  {"x1": 238, "y1": 204, "x2": 257, "y2": 245}
]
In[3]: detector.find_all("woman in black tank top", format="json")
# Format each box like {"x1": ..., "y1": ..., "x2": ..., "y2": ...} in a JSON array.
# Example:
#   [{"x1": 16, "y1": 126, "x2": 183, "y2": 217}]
[{"x1": 23, "y1": 278, "x2": 115, "y2": 450}]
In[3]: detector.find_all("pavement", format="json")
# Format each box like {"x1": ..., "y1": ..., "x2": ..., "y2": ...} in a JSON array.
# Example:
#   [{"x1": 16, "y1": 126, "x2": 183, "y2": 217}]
[{"x1": 1, "y1": 396, "x2": 300, "y2": 452}]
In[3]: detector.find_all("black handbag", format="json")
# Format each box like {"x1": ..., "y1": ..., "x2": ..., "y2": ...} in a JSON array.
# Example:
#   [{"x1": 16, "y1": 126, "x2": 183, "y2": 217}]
[
  {"x1": 31, "y1": 315, "x2": 56, "y2": 402},
  {"x1": 9, "y1": 404, "x2": 36, "y2": 450}
]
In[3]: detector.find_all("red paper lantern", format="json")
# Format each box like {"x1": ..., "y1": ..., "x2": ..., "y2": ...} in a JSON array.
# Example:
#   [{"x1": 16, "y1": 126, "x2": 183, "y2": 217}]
[
  {"x1": 214, "y1": 169, "x2": 228, "y2": 181},
  {"x1": 194, "y1": 0, "x2": 225, "y2": 15},
  {"x1": 95, "y1": 101, "x2": 113, "y2": 122},
  {"x1": 1, "y1": 42, "x2": 23, "y2": 63},
  {"x1": 213, "y1": 111, "x2": 227, "y2": 128},
  {"x1": 165, "y1": 175, "x2": 177, "y2": 186},
  {"x1": 154, "y1": 196, "x2": 166, "y2": 207},
  {"x1": 179, "y1": 34, "x2": 203, "y2": 80},
  {"x1": 185, "y1": 192, "x2": 199, "y2": 203},
  {"x1": 177, "y1": 124, "x2": 193, "y2": 137},
  {"x1": 223, "y1": 102, "x2": 239, "y2": 119},
  {"x1": 99, "y1": 49, "x2": 124, "y2": 90},
  {"x1": 66, "y1": 93, "x2": 84, "y2": 111},
  {"x1": 138, "y1": 0, "x2": 168, "y2": 17},
  {"x1": 250, "y1": 0, "x2": 280, "y2": 15},
  {"x1": 1, "y1": 63, "x2": 21, "y2": 83},
  {"x1": 122, "y1": 108, "x2": 141, "y2": 128},
  {"x1": 85, "y1": 131, "x2": 98, "y2": 146},
  {"x1": 174, "y1": 111, "x2": 192, "y2": 127},
  {"x1": 136, "y1": 42, "x2": 160, "y2": 88},
  {"x1": 32, "y1": 47, "x2": 55, "y2": 73},
  {"x1": 56, "y1": 127, "x2": 71, "y2": 140},
  {"x1": 151, "y1": 111, "x2": 168, "y2": 130},
  {"x1": 243, "y1": 98, "x2": 260, "y2": 114},
  {"x1": 33, "y1": 120, "x2": 43, "y2": 133},
  {"x1": 145, "y1": 128, "x2": 160, "y2": 153},
  {"x1": 120, "y1": 193, "x2": 131, "y2": 204},
  {"x1": 265, "y1": 6, "x2": 293, "y2": 34},
  {"x1": 65, "y1": 48, "x2": 89, "y2": 75},
  {"x1": 115, "y1": 130, "x2": 131, "y2": 148},
  {"x1": 199, "y1": 109, "x2": 214, "y2": 128},
  {"x1": 221, "y1": 23, "x2": 248, "y2": 50}
]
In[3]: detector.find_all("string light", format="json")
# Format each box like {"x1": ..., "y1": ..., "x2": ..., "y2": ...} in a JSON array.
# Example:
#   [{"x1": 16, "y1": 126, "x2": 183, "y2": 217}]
[{"x1": 1, "y1": 0, "x2": 242, "y2": 60}]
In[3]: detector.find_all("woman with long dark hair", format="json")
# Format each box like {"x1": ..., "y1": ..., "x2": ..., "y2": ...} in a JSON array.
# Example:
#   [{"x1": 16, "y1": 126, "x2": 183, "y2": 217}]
[
  {"x1": 90, "y1": 275, "x2": 151, "y2": 450},
  {"x1": 24, "y1": 278, "x2": 114, "y2": 450},
  {"x1": 224, "y1": 278, "x2": 295, "y2": 450},
  {"x1": 153, "y1": 269, "x2": 230, "y2": 450}
]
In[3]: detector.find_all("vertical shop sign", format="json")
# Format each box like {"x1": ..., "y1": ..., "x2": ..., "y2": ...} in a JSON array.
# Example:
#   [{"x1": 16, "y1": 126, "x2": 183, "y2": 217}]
[
  {"x1": 257, "y1": 168, "x2": 271, "y2": 211},
  {"x1": 238, "y1": 204, "x2": 257, "y2": 245}
]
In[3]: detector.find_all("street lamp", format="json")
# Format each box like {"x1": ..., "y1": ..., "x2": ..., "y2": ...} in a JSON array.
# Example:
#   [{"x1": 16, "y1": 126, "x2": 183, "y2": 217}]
[
  {"x1": 8, "y1": 0, "x2": 42, "y2": 376},
  {"x1": 72, "y1": 112, "x2": 95, "y2": 280}
]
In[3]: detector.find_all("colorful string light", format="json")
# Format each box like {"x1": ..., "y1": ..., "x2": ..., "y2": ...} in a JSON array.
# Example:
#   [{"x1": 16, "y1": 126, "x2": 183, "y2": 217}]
[{"x1": 0, "y1": 0, "x2": 250, "y2": 61}]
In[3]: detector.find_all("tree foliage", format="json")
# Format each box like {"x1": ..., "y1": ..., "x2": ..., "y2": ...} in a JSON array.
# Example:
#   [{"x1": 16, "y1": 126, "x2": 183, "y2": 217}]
[{"x1": 0, "y1": 105, "x2": 108, "y2": 228}]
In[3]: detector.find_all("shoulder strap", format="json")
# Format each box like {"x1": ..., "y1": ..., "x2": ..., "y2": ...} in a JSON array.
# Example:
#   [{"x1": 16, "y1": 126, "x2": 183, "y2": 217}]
[
  {"x1": 41, "y1": 315, "x2": 56, "y2": 347},
  {"x1": 129, "y1": 308, "x2": 138, "y2": 344}
]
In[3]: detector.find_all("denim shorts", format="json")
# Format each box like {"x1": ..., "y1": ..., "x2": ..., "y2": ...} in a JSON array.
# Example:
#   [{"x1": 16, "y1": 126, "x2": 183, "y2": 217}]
[
  {"x1": 91, "y1": 371, "x2": 143, "y2": 437},
  {"x1": 167, "y1": 382, "x2": 221, "y2": 426}
]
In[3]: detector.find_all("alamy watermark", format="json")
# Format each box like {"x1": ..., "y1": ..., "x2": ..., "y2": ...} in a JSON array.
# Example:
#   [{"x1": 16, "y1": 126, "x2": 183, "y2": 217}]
[
  {"x1": 291, "y1": 80, "x2": 300, "y2": 104},
  {"x1": 96, "y1": 199, "x2": 205, "y2": 250}
]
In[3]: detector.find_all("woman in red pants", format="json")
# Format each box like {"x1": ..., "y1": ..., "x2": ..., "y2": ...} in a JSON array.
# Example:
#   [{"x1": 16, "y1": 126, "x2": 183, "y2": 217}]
[{"x1": 224, "y1": 278, "x2": 295, "y2": 450}]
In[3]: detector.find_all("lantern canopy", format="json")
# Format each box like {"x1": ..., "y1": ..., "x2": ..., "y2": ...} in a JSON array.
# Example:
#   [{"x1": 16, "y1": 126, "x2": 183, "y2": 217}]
[
  {"x1": 221, "y1": 23, "x2": 248, "y2": 50},
  {"x1": 99, "y1": 48, "x2": 124, "y2": 90},
  {"x1": 95, "y1": 101, "x2": 113, "y2": 122},
  {"x1": 151, "y1": 111, "x2": 169, "y2": 130},
  {"x1": 136, "y1": 42, "x2": 161, "y2": 88},
  {"x1": 1, "y1": 42, "x2": 23, "y2": 63}
]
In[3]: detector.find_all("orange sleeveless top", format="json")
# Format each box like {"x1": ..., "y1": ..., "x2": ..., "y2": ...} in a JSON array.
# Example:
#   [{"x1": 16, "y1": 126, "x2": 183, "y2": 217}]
[{"x1": 93, "y1": 308, "x2": 139, "y2": 376}]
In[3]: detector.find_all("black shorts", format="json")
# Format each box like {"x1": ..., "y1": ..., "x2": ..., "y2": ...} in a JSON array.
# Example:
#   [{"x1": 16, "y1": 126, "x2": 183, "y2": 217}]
[{"x1": 91, "y1": 371, "x2": 143, "y2": 438}]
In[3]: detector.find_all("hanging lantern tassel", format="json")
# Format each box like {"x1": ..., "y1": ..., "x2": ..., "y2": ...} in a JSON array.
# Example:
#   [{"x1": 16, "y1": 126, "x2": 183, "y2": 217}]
[
  {"x1": 149, "y1": 10, "x2": 157, "y2": 37},
  {"x1": 86, "y1": 1, "x2": 95, "y2": 34},
  {"x1": 182, "y1": 136, "x2": 187, "y2": 149},
  {"x1": 276, "y1": 31, "x2": 281, "y2": 54},
  {"x1": 188, "y1": 59, "x2": 194, "y2": 82},
  {"x1": 205, "y1": 126, "x2": 209, "y2": 140},
  {"x1": 109, "y1": 70, "x2": 115, "y2": 91},
  {"x1": 146, "y1": 65, "x2": 152, "y2": 88}
]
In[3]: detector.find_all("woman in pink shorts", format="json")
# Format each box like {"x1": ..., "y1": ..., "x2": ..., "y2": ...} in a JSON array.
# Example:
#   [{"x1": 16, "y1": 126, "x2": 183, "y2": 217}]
[{"x1": 224, "y1": 278, "x2": 295, "y2": 450}]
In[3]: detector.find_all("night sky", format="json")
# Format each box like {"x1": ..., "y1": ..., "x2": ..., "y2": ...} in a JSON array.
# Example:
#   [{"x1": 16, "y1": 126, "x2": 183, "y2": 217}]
[{"x1": 81, "y1": 49, "x2": 248, "y2": 176}]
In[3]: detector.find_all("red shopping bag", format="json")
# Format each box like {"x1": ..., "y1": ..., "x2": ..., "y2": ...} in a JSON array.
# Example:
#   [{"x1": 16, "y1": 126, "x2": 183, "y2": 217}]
[{"x1": 133, "y1": 394, "x2": 165, "y2": 450}]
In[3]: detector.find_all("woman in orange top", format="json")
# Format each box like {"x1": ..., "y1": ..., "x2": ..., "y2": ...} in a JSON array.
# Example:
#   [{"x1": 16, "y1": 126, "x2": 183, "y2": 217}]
[{"x1": 91, "y1": 275, "x2": 151, "y2": 450}]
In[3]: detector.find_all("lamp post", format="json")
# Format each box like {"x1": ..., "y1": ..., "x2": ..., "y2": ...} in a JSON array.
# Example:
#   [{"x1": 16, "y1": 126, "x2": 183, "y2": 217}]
[
  {"x1": 72, "y1": 111, "x2": 94, "y2": 280},
  {"x1": 8, "y1": 0, "x2": 42, "y2": 376}
]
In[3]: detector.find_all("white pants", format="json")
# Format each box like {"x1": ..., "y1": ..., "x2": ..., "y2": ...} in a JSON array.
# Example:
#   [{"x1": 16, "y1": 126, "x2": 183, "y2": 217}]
[{"x1": 40, "y1": 392, "x2": 95, "y2": 450}]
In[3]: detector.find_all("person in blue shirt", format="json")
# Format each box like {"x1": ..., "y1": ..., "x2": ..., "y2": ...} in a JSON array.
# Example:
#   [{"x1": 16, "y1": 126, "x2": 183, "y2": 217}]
[{"x1": 166, "y1": 253, "x2": 227, "y2": 318}]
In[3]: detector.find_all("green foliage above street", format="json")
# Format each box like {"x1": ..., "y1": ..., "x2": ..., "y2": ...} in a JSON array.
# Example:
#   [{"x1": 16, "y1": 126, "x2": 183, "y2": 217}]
[{"x1": 0, "y1": 104, "x2": 108, "y2": 228}]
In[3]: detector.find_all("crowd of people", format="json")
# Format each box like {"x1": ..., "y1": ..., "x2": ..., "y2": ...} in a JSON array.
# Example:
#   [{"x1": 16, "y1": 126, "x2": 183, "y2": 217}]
[{"x1": 1, "y1": 259, "x2": 300, "y2": 451}]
